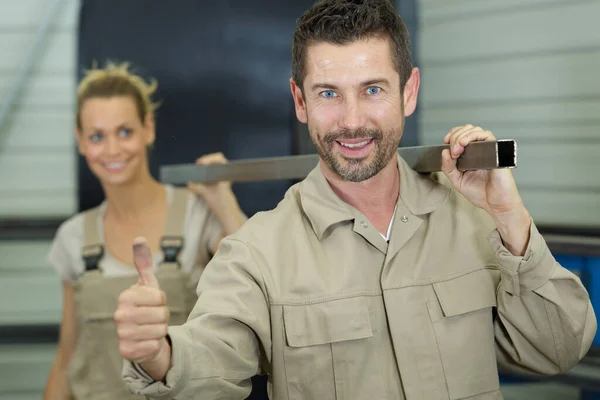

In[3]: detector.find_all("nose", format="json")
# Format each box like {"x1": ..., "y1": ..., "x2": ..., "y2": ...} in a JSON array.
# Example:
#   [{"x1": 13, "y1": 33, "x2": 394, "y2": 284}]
[
  {"x1": 338, "y1": 97, "x2": 366, "y2": 131},
  {"x1": 105, "y1": 135, "x2": 121, "y2": 156}
]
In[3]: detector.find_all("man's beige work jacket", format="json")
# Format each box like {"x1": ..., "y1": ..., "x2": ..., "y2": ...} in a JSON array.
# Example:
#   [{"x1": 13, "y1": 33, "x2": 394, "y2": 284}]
[{"x1": 124, "y1": 155, "x2": 597, "y2": 400}]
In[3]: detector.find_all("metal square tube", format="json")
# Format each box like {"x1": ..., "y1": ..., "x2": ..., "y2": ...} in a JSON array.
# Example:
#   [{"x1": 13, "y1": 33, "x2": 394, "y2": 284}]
[{"x1": 159, "y1": 139, "x2": 517, "y2": 185}]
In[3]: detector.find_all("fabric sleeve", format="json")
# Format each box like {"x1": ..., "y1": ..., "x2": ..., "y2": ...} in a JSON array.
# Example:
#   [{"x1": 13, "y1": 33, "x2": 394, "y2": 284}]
[
  {"x1": 47, "y1": 217, "x2": 84, "y2": 282},
  {"x1": 491, "y1": 220, "x2": 597, "y2": 375},
  {"x1": 122, "y1": 237, "x2": 270, "y2": 399}
]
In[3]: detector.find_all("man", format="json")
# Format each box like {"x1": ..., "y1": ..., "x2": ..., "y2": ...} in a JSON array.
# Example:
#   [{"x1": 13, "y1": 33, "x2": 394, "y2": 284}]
[{"x1": 115, "y1": 0, "x2": 597, "y2": 399}]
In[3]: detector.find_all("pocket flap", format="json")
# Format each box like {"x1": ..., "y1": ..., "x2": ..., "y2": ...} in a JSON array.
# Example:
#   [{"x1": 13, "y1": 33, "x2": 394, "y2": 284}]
[
  {"x1": 433, "y1": 269, "x2": 497, "y2": 318},
  {"x1": 283, "y1": 296, "x2": 373, "y2": 347},
  {"x1": 79, "y1": 271, "x2": 188, "y2": 321},
  {"x1": 78, "y1": 275, "x2": 137, "y2": 321}
]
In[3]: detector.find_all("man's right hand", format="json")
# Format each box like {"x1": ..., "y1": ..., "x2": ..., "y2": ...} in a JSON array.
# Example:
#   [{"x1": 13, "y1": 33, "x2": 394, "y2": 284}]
[{"x1": 114, "y1": 236, "x2": 171, "y2": 382}]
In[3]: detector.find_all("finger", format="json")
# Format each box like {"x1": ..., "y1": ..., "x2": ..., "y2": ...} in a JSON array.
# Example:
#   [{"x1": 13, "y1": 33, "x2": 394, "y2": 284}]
[
  {"x1": 132, "y1": 237, "x2": 159, "y2": 289},
  {"x1": 441, "y1": 149, "x2": 462, "y2": 186},
  {"x1": 196, "y1": 153, "x2": 228, "y2": 165},
  {"x1": 449, "y1": 126, "x2": 487, "y2": 158},
  {"x1": 446, "y1": 125, "x2": 476, "y2": 151},
  {"x1": 449, "y1": 125, "x2": 478, "y2": 146},
  {"x1": 119, "y1": 339, "x2": 163, "y2": 363},
  {"x1": 444, "y1": 124, "x2": 472, "y2": 143},
  {"x1": 118, "y1": 286, "x2": 166, "y2": 307},
  {"x1": 456, "y1": 129, "x2": 496, "y2": 148},
  {"x1": 117, "y1": 323, "x2": 168, "y2": 341},
  {"x1": 114, "y1": 305, "x2": 170, "y2": 325}
]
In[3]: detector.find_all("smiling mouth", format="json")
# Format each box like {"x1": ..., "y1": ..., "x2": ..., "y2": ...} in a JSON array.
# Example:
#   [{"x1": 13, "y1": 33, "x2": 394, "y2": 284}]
[
  {"x1": 103, "y1": 160, "x2": 129, "y2": 172},
  {"x1": 332, "y1": 138, "x2": 375, "y2": 159},
  {"x1": 336, "y1": 139, "x2": 373, "y2": 149}
]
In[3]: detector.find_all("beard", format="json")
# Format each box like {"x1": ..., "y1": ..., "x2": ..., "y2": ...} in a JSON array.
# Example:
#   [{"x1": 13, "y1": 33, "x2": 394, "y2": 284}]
[{"x1": 310, "y1": 126, "x2": 402, "y2": 182}]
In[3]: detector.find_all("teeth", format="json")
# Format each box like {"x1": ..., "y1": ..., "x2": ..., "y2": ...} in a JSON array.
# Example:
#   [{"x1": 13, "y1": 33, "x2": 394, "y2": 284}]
[
  {"x1": 340, "y1": 140, "x2": 370, "y2": 149},
  {"x1": 105, "y1": 162, "x2": 126, "y2": 169}
]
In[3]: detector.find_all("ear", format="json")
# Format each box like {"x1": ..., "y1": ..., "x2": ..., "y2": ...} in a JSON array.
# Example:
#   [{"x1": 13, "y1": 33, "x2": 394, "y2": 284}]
[
  {"x1": 74, "y1": 128, "x2": 85, "y2": 155},
  {"x1": 144, "y1": 113, "x2": 156, "y2": 146},
  {"x1": 290, "y1": 78, "x2": 308, "y2": 124},
  {"x1": 402, "y1": 67, "x2": 420, "y2": 118}
]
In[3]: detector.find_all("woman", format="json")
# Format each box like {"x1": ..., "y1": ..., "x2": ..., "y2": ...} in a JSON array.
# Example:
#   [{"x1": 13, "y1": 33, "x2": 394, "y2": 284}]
[{"x1": 43, "y1": 62, "x2": 246, "y2": 399}]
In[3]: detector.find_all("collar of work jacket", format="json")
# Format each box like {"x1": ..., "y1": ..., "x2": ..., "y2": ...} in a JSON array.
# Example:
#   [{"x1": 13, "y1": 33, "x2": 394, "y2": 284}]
[{"x1": 299, "y1": 154, "x2": 452, "y2": 240}]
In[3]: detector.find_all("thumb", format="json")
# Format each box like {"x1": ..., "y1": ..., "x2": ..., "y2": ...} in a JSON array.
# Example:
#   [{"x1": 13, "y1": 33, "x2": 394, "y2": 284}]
[
  {"x1": 441, "y1": 148, "x2": 462, "y2": 187},
  {"x1": 132, "y1": 237, "x2": 159, "y2": 289}
]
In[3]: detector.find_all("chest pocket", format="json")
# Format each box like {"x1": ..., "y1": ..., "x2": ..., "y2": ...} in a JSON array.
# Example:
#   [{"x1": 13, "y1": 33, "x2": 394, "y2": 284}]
[
  {"x1": 282, "y1": 296, "x2": 387, "y2": 400},
  {"x1": 428, "y1": 268, "x2": 500, "y2": 399}
]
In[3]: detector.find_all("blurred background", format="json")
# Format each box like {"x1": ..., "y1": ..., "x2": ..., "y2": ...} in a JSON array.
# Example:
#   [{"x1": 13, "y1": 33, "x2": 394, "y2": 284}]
[{"x1": 0, "y1": 0, "x2": 599, "y2": 399}]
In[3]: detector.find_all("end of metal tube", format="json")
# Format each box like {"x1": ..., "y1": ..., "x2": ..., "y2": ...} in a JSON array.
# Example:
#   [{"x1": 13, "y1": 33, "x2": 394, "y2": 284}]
[{"x1": 497, "y1": 139, "x2": 517, "y2": 169}]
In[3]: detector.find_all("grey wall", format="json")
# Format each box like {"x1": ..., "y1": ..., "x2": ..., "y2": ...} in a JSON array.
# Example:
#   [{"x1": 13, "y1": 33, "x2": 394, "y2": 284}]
[
  {"x1": 0, "y1": 1, "x2": 78, "y2": 397},
  {"x1": 397, "y1": 0, "x2": 420, "y2": 147},
  {"x1": 0, "y1": 0, "x2": 77, "y2": 218},
  {"x1": 416, "y1": 0, "x2": 600, "y2": 229}
]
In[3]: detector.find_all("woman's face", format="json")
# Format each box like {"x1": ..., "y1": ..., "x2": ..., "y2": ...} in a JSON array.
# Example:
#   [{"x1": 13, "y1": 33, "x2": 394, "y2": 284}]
[{"x1": 76, "y1": 96, "x2": 155, "y2": 187}]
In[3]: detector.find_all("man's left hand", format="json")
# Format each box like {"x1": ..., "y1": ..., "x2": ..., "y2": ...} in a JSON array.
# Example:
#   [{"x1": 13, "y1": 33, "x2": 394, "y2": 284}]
[{"x1": 441, "y1": 124, "x2": 531, "y2": 256}]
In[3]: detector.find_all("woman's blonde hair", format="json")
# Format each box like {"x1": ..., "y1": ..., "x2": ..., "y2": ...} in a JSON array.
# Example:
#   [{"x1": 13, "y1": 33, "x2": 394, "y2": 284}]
[{"x1": 76, "y1": 61, "x2": 160, "y2": 129}]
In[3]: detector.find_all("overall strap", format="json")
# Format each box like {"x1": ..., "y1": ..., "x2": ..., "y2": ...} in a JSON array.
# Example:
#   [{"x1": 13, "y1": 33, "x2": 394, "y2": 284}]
[
  {"x1": 81, "y1": 206, "x2": 104, "y2": 271},
  {"x1": 160, "y1": 187, "x2": 189, "y2": 267}
]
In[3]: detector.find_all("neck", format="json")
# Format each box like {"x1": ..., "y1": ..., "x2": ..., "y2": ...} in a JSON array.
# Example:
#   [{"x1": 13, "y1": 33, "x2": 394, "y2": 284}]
[
  {"x1": 321, "y1": 156, "x2": 400, "y2": 232},
  {"x1": 102, "y1": 171, "x2": 165, "y2": 221}
]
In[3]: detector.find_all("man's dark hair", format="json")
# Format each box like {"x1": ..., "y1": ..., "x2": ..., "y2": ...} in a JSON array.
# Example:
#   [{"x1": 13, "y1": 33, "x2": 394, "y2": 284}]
[{"x1": 292, "y1": 0, "x2": 413, "y2": 91}]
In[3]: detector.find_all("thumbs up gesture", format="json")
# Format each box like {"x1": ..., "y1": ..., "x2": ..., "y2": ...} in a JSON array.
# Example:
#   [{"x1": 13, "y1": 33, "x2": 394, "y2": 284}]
[{"x1": 114, "y1": 237, "x2": 171, "y2": 380}]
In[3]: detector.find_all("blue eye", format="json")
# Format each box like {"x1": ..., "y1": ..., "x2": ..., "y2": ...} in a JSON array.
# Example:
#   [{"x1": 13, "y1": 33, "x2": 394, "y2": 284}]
[
  {"x1": 119, "y1": 128, "x2": 132, "y2": 137},
  {"x1": 321, "y1": 90, "x2": 337, "y2": 99},
  {"x1": 90, "y1": 133, "x2": 103, "y2": 143},
  {"x1": 366, "y1": 87, "x2": 381, "y2": 95}
]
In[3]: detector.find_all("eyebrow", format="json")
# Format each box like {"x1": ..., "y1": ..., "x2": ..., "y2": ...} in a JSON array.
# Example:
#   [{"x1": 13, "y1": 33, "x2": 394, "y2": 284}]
[
  {"x1": 310, "y1": 78, "x2": 391, "y2": 92},
  {"x1": 89, "y1": 123, "x2": 133, "y2": 132},
  {"x1": 361, "y1": 78, "x2": 390, "y2": 87},
  {"x1": 311, "y1": 83, "x2": 339, "y2": 92}
]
